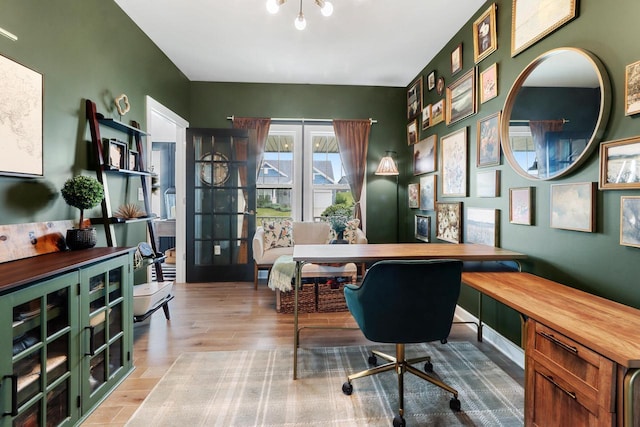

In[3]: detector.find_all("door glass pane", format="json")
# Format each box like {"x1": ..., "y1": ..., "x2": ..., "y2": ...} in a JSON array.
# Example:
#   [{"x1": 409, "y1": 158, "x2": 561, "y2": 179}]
[
  {"x1": 46, "y1": 288, "x2": 68, "y2": 337},
  {"x1": 46, "y1": 335, "x2": 69, "y2": 385},
  {"x1": 47, "y1": 379, "x2": 69, "y2": 426},
  {"x1": 89, "y1": 350, "x2": 106, "y2": 394},
  {"x1": 194, "y1": 241, "x2": 212, "y2": 265},
  {"x1": 108, "y1": 268, "x2": 122, "y2": 301},
  {"x1": 13, "y1": 403, "x2": 39, "y2": 427},
  {"x1": 109, "y1": 338, "x2": 123, "y2": 378}
]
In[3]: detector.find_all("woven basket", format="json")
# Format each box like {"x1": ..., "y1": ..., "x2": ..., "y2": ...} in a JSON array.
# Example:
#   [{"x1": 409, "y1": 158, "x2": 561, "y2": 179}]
[
  {"x1": 277, "y1": 282, "x2": 316, "y2": 314},
  {"x1": 317, "y1": 278, "x2": 351, "y2": 312}
]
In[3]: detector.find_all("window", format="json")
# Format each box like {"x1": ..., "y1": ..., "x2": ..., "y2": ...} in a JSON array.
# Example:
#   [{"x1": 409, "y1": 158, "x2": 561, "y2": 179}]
[{"x1": 257, "y1": 123, "x2": 353, "y2": 223}]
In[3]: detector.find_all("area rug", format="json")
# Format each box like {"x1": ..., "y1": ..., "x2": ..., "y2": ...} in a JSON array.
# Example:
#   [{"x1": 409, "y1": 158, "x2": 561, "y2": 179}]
[{"x1": 126, "y1": 342, "x2": 524, "y2": 426}]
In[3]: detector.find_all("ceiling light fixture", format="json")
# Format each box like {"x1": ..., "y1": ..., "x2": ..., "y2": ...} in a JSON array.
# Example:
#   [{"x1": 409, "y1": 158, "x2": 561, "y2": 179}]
[{"x1": 266, "y1": 0, "x2": 333, "y2": 30}]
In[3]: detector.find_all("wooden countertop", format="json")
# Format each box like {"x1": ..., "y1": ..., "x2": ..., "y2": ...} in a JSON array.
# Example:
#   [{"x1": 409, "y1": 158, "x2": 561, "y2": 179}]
[
  {"x1": 293, "y1": 243, "x2": 527, "y2": 264},
  {"x1": 462, "y1": 271, "x2": 640, "y2": 368},
  {"x1": 0, "y1": 247, "x2": 134, "y2": 294}
]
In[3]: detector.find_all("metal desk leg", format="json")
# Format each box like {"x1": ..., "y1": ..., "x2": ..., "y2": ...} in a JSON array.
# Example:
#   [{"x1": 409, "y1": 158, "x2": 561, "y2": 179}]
[
  {"x1": 477, "y1": 292, "x2": 483, "y2": 342},
  {"x1": 624, "y1": 368, "x2": 640, "y2": 426},
  {"x1": 293, "y1": 260, "x2": 302, "y2": 380}
]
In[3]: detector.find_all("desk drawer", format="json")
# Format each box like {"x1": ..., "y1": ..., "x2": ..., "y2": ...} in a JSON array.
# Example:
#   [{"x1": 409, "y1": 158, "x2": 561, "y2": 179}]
[{"x1": 527, "y1": 321, "x2": 615, "y2": 412}]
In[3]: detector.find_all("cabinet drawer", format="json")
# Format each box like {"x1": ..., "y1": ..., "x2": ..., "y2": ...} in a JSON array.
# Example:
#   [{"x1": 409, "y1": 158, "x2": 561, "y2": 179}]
[{"x1": 528, "y1": 321, "x2": 615, "y2": 412}]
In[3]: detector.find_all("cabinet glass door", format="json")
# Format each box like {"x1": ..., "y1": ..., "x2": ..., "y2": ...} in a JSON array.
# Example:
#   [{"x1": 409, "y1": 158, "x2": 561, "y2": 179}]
[
  {"x1": 1, "y1": 272, "x2": 78, "y2": 427},
  {"x1": 80, "y1": 255, "x2": 132, "y2": 412}
]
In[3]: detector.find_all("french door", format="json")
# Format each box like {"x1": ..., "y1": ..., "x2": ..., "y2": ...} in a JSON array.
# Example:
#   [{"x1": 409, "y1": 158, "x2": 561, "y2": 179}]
[{"x1": 186, "y1": 128, "x2": 256, "y2": 282}]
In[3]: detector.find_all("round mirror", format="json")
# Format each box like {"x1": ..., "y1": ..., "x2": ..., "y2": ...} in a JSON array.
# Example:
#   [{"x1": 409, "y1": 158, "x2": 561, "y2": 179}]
[{"x1": 501, "y1": 47, "x2": 611, "y2": 180}]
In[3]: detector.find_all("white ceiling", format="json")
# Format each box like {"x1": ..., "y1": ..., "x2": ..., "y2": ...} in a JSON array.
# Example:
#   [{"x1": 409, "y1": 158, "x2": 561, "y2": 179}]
[{"x1": 114, "y1": 0, "x2": 485, "y2": 87}]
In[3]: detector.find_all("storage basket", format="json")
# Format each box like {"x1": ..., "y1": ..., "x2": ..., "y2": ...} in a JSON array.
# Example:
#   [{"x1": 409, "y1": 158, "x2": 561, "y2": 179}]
[
  {"x1": 277, "y1": 281, "x2": 316, "y2": 313},
  {"x1": 317, "y1": 277, "x2": 351, "y2": 312}
]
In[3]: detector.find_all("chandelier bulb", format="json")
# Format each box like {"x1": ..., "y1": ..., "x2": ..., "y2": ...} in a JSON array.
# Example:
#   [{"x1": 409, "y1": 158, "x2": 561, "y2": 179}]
[
  {"x1": 317, "y1": 0, "x2": 333, "y2": 17},
  {"x1": 266, "y1": 0, "x2": 280, "y2": 14},
  {"x1": 295, "y1": 12, "x2": 307, "y2": 30}
]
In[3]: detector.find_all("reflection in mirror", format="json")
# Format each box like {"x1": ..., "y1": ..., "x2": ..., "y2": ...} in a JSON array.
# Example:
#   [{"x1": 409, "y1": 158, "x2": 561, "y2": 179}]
[{"x1": 501, "y1": 48, "x2": 610, "y2": 180}]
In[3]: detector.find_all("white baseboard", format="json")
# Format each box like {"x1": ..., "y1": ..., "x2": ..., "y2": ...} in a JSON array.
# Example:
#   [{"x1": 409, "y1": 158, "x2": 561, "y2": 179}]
[{"x1": 454, "y1": 305, "x2": 525, "y2": 370}]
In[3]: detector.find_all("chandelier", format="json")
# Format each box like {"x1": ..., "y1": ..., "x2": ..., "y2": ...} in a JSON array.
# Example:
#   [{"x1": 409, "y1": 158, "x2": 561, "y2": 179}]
[{"x1": 266, "y1": 0, "x2": 334, "y2": 30}]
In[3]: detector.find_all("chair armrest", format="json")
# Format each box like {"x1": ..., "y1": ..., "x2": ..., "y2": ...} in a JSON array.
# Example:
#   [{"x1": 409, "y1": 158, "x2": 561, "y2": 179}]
[{"x1": 253, "y1": 227, "x2": 266, "y2": 263}]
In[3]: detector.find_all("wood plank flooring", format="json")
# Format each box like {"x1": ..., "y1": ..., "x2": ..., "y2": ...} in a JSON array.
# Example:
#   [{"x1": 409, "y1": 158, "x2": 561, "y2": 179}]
[{"x1": 82, "y1": 281, "x2": 524, "y2": 426}]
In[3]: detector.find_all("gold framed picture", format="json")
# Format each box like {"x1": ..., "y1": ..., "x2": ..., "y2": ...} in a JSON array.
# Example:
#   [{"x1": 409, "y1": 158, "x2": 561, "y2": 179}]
[
  {"x1": 446, "y1": 68, "x2": 477, "y2": 125},
  {"x1": 625, "y1": 60, "x2": 640, "y2": 116},
  {"x1": 431, "y1": 99, "x2": 445, "y2": 126},
  {"x1": 451, "y1": 43, "x2": 463, "y2": 75},
  {"x1": 407, "y1": 76, "x2": 423, "y2": 120},
  {"x1": 407, "y1": 119, "x2": 418, "y2": 145},
  {"x1": 473, "y1": 4, "x2": 497, "y2": 63},
  {"x1": 480, "y1": 63, "x2": 498, "y2": 103}
]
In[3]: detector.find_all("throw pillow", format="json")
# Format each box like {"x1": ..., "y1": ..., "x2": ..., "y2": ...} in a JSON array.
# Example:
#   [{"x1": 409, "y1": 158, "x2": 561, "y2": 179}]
[
  {"x1": 327, "y1": 218, "x2": 361, "y2": 243},
  {"x1": 262, "y1": 219, "x2": 294, "y2": 249}
]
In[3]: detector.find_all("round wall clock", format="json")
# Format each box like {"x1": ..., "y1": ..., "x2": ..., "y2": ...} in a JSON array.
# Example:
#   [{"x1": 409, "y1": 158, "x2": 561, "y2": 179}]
[{"x1": 199, "y1": 152, "x2": 230, "y2": 186}]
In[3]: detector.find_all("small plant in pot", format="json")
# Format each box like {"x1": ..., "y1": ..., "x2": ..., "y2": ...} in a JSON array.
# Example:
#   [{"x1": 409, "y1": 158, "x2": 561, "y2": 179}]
[
  {"x1": 322, "y1": 204, "x2": 354, "y2": 244},
  {"x1": 60, "y1": 175, "x2": 104, "y2": 250}
]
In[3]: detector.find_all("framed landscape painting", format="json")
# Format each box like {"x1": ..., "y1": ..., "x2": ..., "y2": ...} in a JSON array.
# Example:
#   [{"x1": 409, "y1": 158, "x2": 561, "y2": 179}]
[
  {"x1": 414, "y1": 135, "x2": 437, "y2": 175},
  {"x1": 599, "y1": 136, "x2": 640, "y2": 189},
  {"x1": 415, "y1": 215, "x2": 431, "y2": 242},
  {"x1": 419, "y1": 174, "x2": 436, "y2": 211},
  {"x1": 446, "y1": 68, "x2": 476, "y2": 125},
  {"x1": 466, "y1": 207, "x2": 499, "y2": 247},
  {"x1": 476, "y1": 169, "x2": 499, "y2": 197},
  {"x1": 621, "y1": 196, "x2": 640, "y2": 248},
  {"x1": 550, "y1": 182, "x2": 596, "y2": 232},
  {"x1": 407, "y1": 76, "x2": 423, "y2": 119}
]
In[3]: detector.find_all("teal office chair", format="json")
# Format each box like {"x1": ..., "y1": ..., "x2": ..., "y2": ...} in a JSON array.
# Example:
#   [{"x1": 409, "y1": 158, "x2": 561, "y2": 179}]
[{"x1": 341, "y1": 259, "x2": 463, "y2": 427}]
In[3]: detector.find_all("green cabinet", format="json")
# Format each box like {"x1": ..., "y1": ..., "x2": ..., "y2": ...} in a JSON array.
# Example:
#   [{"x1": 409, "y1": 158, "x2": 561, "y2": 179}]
[{"x1": 0, "y1": 248, "x2": 133, "y2": 427}]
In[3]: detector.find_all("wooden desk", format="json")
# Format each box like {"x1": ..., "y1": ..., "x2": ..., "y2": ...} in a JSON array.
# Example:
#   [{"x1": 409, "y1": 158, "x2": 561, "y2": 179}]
[
  {"x1": 291, "y1": 243, "x2": 527, "y2": 379},
  {"x1": 463, "y1": 272, "x2": 640, "y2": 426}
]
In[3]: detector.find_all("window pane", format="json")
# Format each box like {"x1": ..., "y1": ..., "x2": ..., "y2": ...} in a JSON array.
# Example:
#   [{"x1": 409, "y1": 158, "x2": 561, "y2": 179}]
[{"x1": 257, "y1": 134, "x2": 293, "y2": 222}]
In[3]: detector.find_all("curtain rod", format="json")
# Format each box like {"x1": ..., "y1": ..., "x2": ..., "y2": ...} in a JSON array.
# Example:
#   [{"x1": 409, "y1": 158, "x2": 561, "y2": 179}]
[
  {"x1": 510, "y1": 119, "x2": 570, "y2": 123},
  {"x1": 227, "y1": 115, "x2": 377, "y2": 124}
]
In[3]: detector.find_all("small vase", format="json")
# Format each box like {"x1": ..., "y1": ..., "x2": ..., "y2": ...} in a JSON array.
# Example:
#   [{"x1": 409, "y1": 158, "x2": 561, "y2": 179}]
[
  {"x1": 66, "y1": 228, "x2": 97, "y2": 250},
  {"x1": 330, "y1": 230, "x2": 348, "y2": 244}
]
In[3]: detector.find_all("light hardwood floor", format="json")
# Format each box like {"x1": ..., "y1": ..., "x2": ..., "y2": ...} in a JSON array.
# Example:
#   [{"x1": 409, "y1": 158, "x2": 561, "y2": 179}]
[{"x1": 82, "y1": 281, "x2": 524, "y2": 426}]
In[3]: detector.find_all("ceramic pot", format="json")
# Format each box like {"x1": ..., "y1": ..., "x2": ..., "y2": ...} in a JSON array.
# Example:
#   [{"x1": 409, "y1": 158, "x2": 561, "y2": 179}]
[{"x1": 66, "y1": 228, "x2": 97, "y2": 250}]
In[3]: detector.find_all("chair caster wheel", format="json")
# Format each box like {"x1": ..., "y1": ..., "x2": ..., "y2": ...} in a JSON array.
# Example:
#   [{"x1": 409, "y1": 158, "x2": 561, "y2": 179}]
[
  {"x1": 368, "y1": 355, "x2": 377, "y2": 365},
  {"x1": 440, "y1": 338, "x2": 448, "y2": 344},
  {"x1": 450, "y1": 397, "x2": 461, "y2": 411},
  {"x1": 342, "y1": 382, "x2": 353, "y2": 395},
  {"x1": 393, "y1": 415, "x2": 406, "y2": 427},
  {"x1": 424, "y1": 361, "x2": 433, "y2": 373}
]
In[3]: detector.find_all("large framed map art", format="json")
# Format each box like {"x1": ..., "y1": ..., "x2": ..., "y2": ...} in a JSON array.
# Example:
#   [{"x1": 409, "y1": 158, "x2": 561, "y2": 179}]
[{"x1": 0, "y1": 54, "x2": 43, "y2": 177}]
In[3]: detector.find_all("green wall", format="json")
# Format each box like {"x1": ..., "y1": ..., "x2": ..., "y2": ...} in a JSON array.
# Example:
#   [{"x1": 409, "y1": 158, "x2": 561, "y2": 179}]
[
  {"x1": 407, "y1": 0, "x2": 640, "y2": 343},
  {"x1": 188, "y1": 82, "x2": 407, "y2": 244},
  {"x1": 0, "y1": 1, "x2": 189, "y2": 247}
]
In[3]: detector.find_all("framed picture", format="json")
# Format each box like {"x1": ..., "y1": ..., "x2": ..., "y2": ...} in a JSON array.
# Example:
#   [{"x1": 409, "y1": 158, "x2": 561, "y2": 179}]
[
  {"x1": 415, "y1": 214, "x2": 431, "y2": 243},
  {"x1": 407, "y1": 120, "x2": 418, "y2": 145},
  {"x1": 420, "y1": 174, "x2": 436, "y2": 211},
  {"x1": 407, "y1": 76, "x2": 423, "y2": 120},
  {"x1": 421, "y1": 104, "x2": 431, "y2": 130},
  {"x1": 441, "y1": 127, "x2": 467, "y2": 197},
  {"x1": 414, "y1": 135, "x2": 437, "y2": 175},
  {"x1": 466, "y1": 207, "x2": 499, "y2": 247},
  {"x1": 473, "y1": 4, "x2": 497, "y2": 63},
  {"x1": 106, "y1": 139, "x2": 127, "y2": 169},
  {"x1": 128, "y1": 150, "x2": 139, "y2": 171},
  {"x1": 550, "y1": 182, "x2": 596, "y2": 232},
  {"x1": 599, "y1": 136, "x2": 640, "y2": 189},
  {"x1": 0, "y1": 54, "x2": 43, "y2": 177},
  {"x1": 428, "y1": 71, "x2": 436, "y2": 91},
  {"x1": 621, "y1": 196, "x2": 640, "y2": 248},
  {"x1": 511, "y1": 0, "x2": 577, "y2": 57},
  {"x1": 451, "y1": 44, "x2": 463, "y2": 75},
  {"x1": 509, "y1": 187, "x2": 533, "y2": 225},
  {"x1": 625, "y1": 60, "x2": 640, "y2": 116},
  {"x1": 480, "y1": 63, "x2": 498, "y2": 103},
  {"x1": 436, "y1": 76, "x2": 445, "y2": 96},
  {"x1": 477, "y1": 111, "x2": 501, "y2": 167},
  {"x1": 476, "y1": 169, "x2": 499, "y2": 197},
  {"x1": 436, "y1": 202, "x2": 462, "y2": 243},
  {"x1": 431, "y1": 98, "x2": 445, "y2": 126},
  {"x1": 408, "y1": 183, "x2": 420, "y2": 208},
  {"x1": 446, "y1": 68, "x2": 476, "y2": 125}
]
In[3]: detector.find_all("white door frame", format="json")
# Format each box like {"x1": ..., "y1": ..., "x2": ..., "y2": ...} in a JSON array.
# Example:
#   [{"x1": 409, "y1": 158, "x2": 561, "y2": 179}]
[{"x1": 145, "y1": 96, "x2": 189, "y2": 283}]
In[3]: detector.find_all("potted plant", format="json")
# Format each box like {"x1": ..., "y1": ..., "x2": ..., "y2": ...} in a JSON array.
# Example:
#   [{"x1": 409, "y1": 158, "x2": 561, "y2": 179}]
[
  {"x1": 322, "y1": 204, "x2": 354, "y2": 244},
  {"x1": 60, "y1": 175, "x2": 104, "y2": 250}
]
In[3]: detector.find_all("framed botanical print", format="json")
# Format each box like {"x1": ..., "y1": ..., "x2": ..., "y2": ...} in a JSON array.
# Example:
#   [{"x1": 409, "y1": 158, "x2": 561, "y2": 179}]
[
  {"x1": 621, "y1": 196, "x2": 640, "y2": 248},
  {"x1": 509, "y1": 187, "x2": 533, "y2": 225},
  {"x1": 477, "y1": 111, "x2": 501, "y2": 167},
  {"x1": 440, "y1": 128, "x2": 467, "y2": 197},
  {"x1": 625, "y1": 60, "x2": 640, "y2": 116},
  {"x1": 550, "y1": 182, "x2": 596, "y2": 232},
  {"x1": 480, "y1": 63, "x2": 498, "y2": 103},
  {"x1": 414, "y1": 135, "x2": 437, "y2": 175},
  {"x1": 446, "y1": 68, "x2": 477, "y2": 125},
  {"x1": 473, "y1": 3, "x2": 497, "y2": 63},
  {"x1": 407, "y1": 120, "x2": 418, "y2": 145},
  {"x1": 408, "y1": 183, "x2": 419, "y2": 208},
  {"x1": 407, "y1": 76, "x2": 423, "y2": 120},
  {"x1": 451, "y1": 43, "x2": 463, "y2": 75},
  {"x1": 436, "y1": 202, "x2": 462, "y2": 243},
  {"x1": 420, "y1": 174, "x2": 436, "y2": 211},
  {"x1": 466, "y1": 207, "x2": 499, "y2": 247},
  {"x1": 415, "y1": 214, "x2": 431, "y2": 242},
  {"x1": 599, "y1": 136, "x2": 640, "y2": 189}
]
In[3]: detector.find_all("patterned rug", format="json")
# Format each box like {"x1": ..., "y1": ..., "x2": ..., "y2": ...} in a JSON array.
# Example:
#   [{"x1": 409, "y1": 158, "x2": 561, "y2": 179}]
[{"x1": 126, "y1": 342, "x2": 524, "y2": 426}]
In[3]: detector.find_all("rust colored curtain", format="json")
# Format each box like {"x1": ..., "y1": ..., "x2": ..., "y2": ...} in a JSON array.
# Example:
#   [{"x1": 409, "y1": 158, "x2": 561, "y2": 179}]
[
  {"x1": 332, "y1": 119, "x2": 371, "y2": 226},
  {"x1": 529, "y1": 120, "x2": 564, "y2": 177},
  {"x1": 233, "y1": 117, "x2": 271, "y2": 263}
]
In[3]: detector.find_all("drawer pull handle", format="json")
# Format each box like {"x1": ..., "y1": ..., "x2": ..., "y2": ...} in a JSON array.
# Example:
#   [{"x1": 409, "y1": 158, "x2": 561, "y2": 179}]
[
  {"x1": 538, "y1": 331, "x2": 578, "y2": 354},
  {"x1": 540, "y1": 372, "x2": 577, "y2": 400}
]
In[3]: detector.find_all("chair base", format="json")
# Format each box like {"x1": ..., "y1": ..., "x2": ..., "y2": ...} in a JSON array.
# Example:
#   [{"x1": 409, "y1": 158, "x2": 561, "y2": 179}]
[{"x1": 342, "y1": 343, "x2": 461, "y2": 424}]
